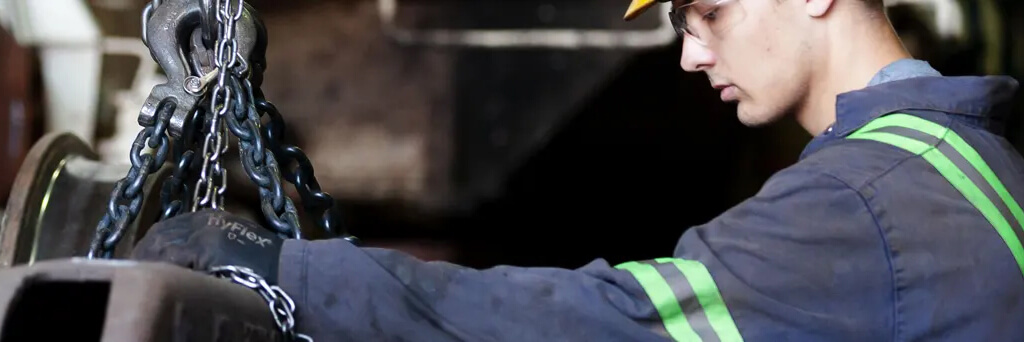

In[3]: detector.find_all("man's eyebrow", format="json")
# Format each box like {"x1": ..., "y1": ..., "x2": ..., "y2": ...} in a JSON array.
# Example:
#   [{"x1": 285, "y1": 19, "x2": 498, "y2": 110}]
[{"x1": 673, "y1": 0, "x2": 696, "y2": 8}]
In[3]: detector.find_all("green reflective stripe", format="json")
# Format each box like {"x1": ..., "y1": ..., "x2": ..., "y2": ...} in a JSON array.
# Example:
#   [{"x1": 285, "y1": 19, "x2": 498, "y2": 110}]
[
  {"x1": 848, "y1": 131, "x2": 930, "y2": 154},
  {"x1": 616, "y1": 261, "x2": 701, "y2": 341},
  {"x1": 848, "y1": 130, "x2": 1024, "y2": 277},
  {"x1": 655, "y1": 258, "x2": 743, "y2": 342},
  {"x1": 860, "y1": 113, "x2": 1024, "y2": 227},
  {"x1": 857, "y1": 113, "x2": 947, "y2": 137},
  {"x1": 943, "y1": 129, "x2": 1024, "y2": 229}
]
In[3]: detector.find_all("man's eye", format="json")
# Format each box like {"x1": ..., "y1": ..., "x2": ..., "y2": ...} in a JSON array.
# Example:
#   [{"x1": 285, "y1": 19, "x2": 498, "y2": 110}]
[{"x1": 703, "y1": 8, "x2": 719, "y2": 21}]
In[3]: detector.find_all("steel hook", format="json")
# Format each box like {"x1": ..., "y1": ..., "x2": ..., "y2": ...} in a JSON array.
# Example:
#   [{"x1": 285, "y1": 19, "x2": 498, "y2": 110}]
[{"x1": 137, "y1": 0, "x2": 268, "y2": 139}]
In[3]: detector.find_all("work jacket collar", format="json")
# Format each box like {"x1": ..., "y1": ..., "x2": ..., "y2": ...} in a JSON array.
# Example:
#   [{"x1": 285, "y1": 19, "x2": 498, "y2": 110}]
[{"x1": 799, "y1": 73, "x2": 1020, "y2": 160}]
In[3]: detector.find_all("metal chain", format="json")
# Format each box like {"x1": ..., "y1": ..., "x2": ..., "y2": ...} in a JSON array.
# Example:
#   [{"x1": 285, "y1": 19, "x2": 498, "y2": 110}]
[
  {"x1": 192, "y1": 0, "x2": 244, "y2": 212},
  {"x1": 174, "y1": 0, "x2": 302, "y2": 239},
  {"x1": 255, "y1": 98, "x2": 355, "y2": 241},
  {"x1": 182, "y1": 1, "x2": 313, "y2": 337},
  {"x1": 102, "y1": 0, "x2": 357, "y2": 254},
  {"x1": 88, "y1": 101, "x2": 174, "y2": 258},
  {"x1": 191, "y1": 102, "x2": 229, "y2": 211},
  {"x1": 223, "y1": 71, "x2": 303, "y2": 239},
  {"x1": 135, "y1": 2, "x2": 312, "y2": 338},
  {"x1": 159, "y1": 108, "x2": 204, "y2": 220},
  {"x1": 89, "y1": 0, "x2": 183, "y2": 258},
  {"x1": 140, "y1": 0, "x2": 161, "y2": 47},
  {"x1": 208, "y1": 265, "x2": 313, "y2": 341}
]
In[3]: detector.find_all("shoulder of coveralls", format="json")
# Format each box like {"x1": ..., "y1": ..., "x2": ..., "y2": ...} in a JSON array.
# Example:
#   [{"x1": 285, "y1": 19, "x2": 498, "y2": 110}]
[
  {"x1": 668, "y1": 153, "x2": 895, "y2": 341},
  {"x1": 750, "y1": 152, "x2": 876, "y2": 208},
  {"x1": 826, "y1": 74, "x2": 1019, "y2": 187}
]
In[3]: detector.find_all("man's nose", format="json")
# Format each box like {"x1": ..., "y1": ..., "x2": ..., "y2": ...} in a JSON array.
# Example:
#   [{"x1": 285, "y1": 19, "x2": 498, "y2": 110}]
[{"x1": 679, "y1": 37, "x2": 715, "y2": 72}]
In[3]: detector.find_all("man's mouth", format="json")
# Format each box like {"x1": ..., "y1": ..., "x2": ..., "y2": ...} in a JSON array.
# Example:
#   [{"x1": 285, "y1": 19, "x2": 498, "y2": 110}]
[{"x1": 713, "y1": 84, "x2": 738, "y2": 102}]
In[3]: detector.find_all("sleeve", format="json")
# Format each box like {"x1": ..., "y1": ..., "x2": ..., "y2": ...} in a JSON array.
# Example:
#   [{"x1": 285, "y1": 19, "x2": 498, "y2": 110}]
[{"x1": 276, "y1": 170, "x2": 894, "y2": 342}]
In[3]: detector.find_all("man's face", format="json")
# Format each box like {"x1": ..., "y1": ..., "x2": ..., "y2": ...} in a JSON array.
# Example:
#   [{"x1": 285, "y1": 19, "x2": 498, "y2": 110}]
[{"x1": 677, "y1": 0, "x2": 812, "y2": 127}]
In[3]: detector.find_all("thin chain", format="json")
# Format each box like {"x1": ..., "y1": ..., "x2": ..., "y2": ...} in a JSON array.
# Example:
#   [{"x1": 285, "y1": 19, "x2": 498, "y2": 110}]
[
  {"x1": 208, "y1": 265, "x2": 313, "y2": 341},
  {"x1": 192, "y1": 0, "x2": 244, "y2": 212},
  {"x1": 192, "y1": 97, "x2": 229, "y2": 211}
]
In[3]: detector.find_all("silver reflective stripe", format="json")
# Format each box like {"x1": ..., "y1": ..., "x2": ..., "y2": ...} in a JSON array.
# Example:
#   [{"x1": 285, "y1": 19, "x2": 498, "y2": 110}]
[
  {"x1": 617, "y1": 258, "x2": 744, "y2": 341},
  {"x1": 641, "y1": 260, "x2": 720, "y2": 342},
  {"x1": 865, "y1": 124, "x2": 1024, "y2": 252}
]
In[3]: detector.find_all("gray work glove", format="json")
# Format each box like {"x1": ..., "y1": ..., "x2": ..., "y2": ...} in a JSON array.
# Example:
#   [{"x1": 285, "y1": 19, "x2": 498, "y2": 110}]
[{"x1": 130, "y1": 209, "x2": 284, "y2": 283}]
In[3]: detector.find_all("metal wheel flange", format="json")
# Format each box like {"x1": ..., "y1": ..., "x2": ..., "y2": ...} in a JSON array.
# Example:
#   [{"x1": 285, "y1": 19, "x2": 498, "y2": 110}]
[{"x1": 0, "y1": 132, "x2": 170, "y2": 267}]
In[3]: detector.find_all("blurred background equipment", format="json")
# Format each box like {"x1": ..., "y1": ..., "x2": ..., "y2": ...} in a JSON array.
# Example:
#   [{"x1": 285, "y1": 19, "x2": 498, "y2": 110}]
[
  {"x1": 0, "y1": 0, "x2": 1021, "y2": 268},
  {"x1": 1, "y1": 0, "x2": 102, "y2": 145},
  {"x1": 377, "y1": 0, "x2": 675, "y2": 48}
]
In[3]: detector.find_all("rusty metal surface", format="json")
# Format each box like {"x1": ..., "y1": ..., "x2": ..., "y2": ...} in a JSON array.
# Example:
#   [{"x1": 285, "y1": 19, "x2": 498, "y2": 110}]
[
  {"x1": 0, "y1": 258, "x2": 284, "y2": 341},
  {"x1": 0, "y1": 133, "x2": 168, "y2": 267},
  {"x1": 0, "y1": 26, "x2": 36, "y2": 207}
]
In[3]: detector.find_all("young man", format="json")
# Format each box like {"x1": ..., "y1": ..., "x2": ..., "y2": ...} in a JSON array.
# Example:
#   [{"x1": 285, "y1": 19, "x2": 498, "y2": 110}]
[{"x1": 132, "y1": 0, "x2": 1024, "y2": 340}]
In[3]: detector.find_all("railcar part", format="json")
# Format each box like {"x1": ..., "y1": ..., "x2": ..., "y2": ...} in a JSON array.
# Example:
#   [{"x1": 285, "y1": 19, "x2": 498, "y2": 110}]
[
  {"x1": 0, "y1": 258, "x2": 287, "y2": 341},
  {"x1": 0, "y1": 132, "x2": 168, "y2": 267}
]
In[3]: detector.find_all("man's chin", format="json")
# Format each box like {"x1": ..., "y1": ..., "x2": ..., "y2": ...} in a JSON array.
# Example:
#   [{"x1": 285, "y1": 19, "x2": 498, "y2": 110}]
[{"x1": 736, "y1": 106, "x2": 782, "y2": 127}]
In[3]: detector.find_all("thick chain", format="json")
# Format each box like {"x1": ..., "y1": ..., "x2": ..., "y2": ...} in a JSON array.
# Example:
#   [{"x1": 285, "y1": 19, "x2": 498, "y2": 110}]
[
  {"x1": 88, "y1": 102, "x2": 174, "y2": 258},
  {"x1": 222, "y1": 73, "x2": 303, "y2": 238},
  {"x1": 208, "y1": 265, "x2": 313, "y2": 341},
  {"x1": 160, "y1": 109, "x2": 203, "y2": 220},
  {"x1": 255, "y1": 99, "x2": 352, "y2": 240},
  {"x1": 88, "y1": 0, "x2": 181, "y2": 258},
  {"x1": 140, "y1": 0, "x2": 161, "y2": 47}
]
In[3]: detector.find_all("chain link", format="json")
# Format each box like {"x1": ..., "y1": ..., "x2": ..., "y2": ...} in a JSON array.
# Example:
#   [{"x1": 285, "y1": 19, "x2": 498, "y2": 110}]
[
  {"x1": 88, "y1": 101, "x2": 174, "y2": 258},
  {"x1": 255, "y1": 99, "x2": 354, "y2": 241},
  {"x1": 160, "y1": 108, "x2": 204, "y2": 220},
  {"x1": 224, "y1": 68, "x2": 304, "y2": 238},
  {"x1": 208, "y1": 265, "x2": 313, "y2": 341},
  {"x1": 140, "y1": 0, "x2": 160, "y2": 47},
  {"x1": 192, "y1": 0, "x2": 245, "y2": 212},
  {"x1": 192, "y1": 96, "x2": 229, "y2": 211},
  {"x1": 90, "y1": 0, "x2": 173, "y2": 258}
]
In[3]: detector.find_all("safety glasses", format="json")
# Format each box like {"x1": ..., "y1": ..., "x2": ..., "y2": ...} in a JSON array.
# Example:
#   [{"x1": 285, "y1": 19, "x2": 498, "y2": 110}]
[{"x1": 669, "y1": 0, "x2": 746, "y2": 46}]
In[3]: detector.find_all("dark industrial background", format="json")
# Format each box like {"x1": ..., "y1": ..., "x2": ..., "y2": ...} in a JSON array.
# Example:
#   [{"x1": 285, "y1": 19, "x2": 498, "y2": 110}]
[{"x1": 1, "y1": 0, "x2": 1022, "y2": 270}]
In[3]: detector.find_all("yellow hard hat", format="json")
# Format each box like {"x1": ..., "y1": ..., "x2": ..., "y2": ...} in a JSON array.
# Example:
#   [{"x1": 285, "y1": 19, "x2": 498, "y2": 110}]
[{"x1": 624, "y1": 0, "x2": 666, "y2": 21}]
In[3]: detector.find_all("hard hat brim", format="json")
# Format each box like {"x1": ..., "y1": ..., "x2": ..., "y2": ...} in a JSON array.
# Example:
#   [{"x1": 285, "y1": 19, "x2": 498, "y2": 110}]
[{"x1": 624, "y1": 0, "x2": 659, "y2": 21}]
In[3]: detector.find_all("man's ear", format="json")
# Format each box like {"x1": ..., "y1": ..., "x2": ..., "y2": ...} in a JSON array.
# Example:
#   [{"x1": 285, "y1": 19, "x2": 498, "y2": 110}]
[{"x1": 806, "y1": 0, "x2": 835, "y2": 17}]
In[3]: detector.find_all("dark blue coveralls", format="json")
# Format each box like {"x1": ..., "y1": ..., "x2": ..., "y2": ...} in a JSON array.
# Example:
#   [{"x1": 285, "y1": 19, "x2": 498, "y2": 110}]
[{"x1": 277, "y1": 59, "x2": 1024, "y2": 341}]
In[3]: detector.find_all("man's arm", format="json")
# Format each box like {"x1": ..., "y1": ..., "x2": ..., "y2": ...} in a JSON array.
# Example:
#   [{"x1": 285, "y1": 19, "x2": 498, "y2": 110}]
[
  {"x1": 279, "y1": 240, "x2": 668, "y2": 341},
  {"x1": 278, "y1": 169, "x2": 895, "y2": 341}
]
